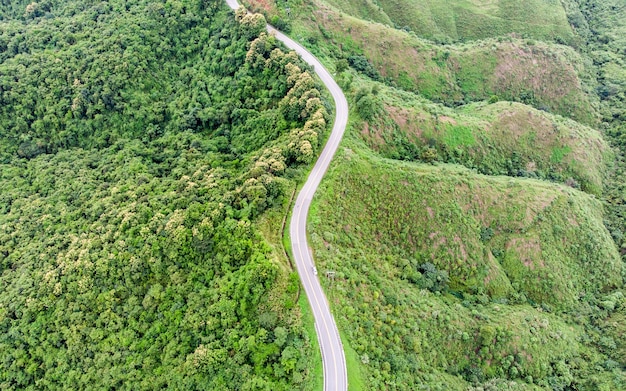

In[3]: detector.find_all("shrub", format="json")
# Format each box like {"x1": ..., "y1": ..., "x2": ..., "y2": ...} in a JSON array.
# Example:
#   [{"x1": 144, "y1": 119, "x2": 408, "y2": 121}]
[{"x1": 348, "y1": 55, "x2": 381, "y2": 80}]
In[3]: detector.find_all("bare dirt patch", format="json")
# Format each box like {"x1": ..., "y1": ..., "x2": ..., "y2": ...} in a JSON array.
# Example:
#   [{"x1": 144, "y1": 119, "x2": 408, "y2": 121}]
[
  {"x1": 247, "y1": 0, "x2": 276, "y2": 14},
  {"x1": 438, "y1": 115, "x2": 457, "y2": 125},
  {"x1": 386, "y1": 105, "x2": 425, "y2": 140},
  {"x1": 361, "y1": 122, "x2": 385, "y2": 149}
]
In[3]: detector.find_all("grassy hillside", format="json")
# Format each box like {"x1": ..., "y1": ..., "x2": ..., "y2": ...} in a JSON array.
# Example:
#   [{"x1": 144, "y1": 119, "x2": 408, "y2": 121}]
[
  {"x1": 356, "y1": 83, "x2": 611, "y2": 195},
  {"x1": 245, "y1": 0, "x2": 576, "y2": 44},
  {"x1": 313, "y1": 147, "x2": 621, "y2": 312},
  {"x1": 0, "y1": 0, "x2": 328, "y2": 388},
  {"x1": 236, "y1": 0, "x2": 626, "y2": 389},
  {"x1": 246, "y1": 1, "x2": 626, "y2": 390},
  {"x1": 321, "y1": 0, "x2": 577, "y2": 45},
  {"x1": 242, "y1": 0, "x2": 600, "y2": 126},
  {"x1": 275, "y1": 3, "x2": 596, "y2": 124},
  {"x1": 309, "y1": 145, "x2": 625, "y2": 389}
]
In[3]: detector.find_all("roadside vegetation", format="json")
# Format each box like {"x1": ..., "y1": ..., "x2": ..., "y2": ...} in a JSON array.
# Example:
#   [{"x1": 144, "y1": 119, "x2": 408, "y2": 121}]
[
  {"x1": 2, "y1": 0, "x2": 625, "y2": 389},
  {"x1": 0, "y1": 0, "x2": 330, "y2": 388}
]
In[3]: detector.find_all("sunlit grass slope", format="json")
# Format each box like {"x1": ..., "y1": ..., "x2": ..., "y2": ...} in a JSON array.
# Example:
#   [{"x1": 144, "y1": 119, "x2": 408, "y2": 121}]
[
  {"x1": 308, "y1": 145, "x2": 624, "y2": 389},
  {"x1": 288, "y1": 5, "x2": 596, "y2": 124},
  {"x1": 320, "y1": 0, "x2": 576, "y2": 44},
  {"x1": 357, "y1": 84, "x2": 611, "y2": 195}
]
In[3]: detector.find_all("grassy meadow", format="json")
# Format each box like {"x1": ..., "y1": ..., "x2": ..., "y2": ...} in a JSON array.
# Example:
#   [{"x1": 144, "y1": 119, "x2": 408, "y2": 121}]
[
  {"x1": 281, "y1": 3, "x2": 597, "y2": 124},
  {"x1": 319, "y1": 0, "x2": 576, "y2": 44}
]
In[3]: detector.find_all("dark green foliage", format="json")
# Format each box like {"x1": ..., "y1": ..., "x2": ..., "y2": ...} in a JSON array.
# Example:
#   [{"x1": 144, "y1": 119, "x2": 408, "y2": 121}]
[
  {"x1": 566, "y1": 3, "x2": 626, "y2": 366},
  {"x1": 479, "y1": 227, "x2": 494, "y2": 243},
  {"x1": 355, "y1": 94, "x2": 376, "y2": 121},
  {"x1": 417, "y1": 262, "x2": 449, "y2": 292},
  {"x1": 354, "y1": 87, "x2": 382, "y2": 121},
  {"x1": 576, "y1": 0, "x2": 626, "y2": 274},
  {"x1": 0, "y1": 0, "x2": 303, "y2": 163},
  {"x1": 335, "y1": 58, "x2": 349, "y2": 74},
  {"x1": 348, "y1": 55, "x2": 381, "y2": 81},
  {"x1": 270, "y1": 15, "x2": 291, "y2": 33},
  {"x1": 0, "y1": 0, "x2": 328, "y2": 389}
]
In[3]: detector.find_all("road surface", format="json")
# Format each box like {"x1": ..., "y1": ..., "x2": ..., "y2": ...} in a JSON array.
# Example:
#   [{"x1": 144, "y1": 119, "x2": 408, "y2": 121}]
[{"x1": 223, "y1": 1, "x2": 348, "y2": 390}]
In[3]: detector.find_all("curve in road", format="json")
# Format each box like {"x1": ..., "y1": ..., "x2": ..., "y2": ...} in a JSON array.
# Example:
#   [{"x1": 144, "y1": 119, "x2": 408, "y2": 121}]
[
  {"x1": 224, "y1": 1, "x2": 348, "y2": 390},
  {"x1": 275, "y1": 26, "x2": 349, "y2": 391}
]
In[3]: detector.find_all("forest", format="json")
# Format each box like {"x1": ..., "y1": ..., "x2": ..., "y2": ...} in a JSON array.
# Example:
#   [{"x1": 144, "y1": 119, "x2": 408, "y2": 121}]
[{"x1": 0, "y1": 0, "x2": 328, "y2": 389}]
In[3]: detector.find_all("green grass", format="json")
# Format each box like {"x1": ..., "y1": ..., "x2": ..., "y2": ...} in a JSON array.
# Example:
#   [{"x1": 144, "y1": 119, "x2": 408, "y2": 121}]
[
  {"x1": 316, "y1": 145, "x2": 621, "y2": 309},
  {"x1": 319, "y1": 0, "x2": 576, "y2": 44},
  {"x1": 356, "y1": 83, "x2": 610, "y2": 195},
  {"x1": 283, "y1": 5, "x2": 596, "y2": 124},
  {"x1": 341, "y1": 330, "x2": 366, "y2": 391},
  {"x1": 306, "y1": 137, "x2": 624, "y2": 389},
  {"x1": 443, "y1": 124, "x2": 476, "y2": 148},
  {"x1": 550, "y1": 145, "x2": 573, "y2": 164},
  {"x1": 244, "y1": 0, "x2": 598, "y2": 124}
]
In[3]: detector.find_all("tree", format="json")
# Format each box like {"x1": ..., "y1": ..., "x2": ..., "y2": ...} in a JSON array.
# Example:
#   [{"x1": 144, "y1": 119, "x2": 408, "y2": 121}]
[{"x1": 335, "y1": 58, "x2": 349, "y2": 74}]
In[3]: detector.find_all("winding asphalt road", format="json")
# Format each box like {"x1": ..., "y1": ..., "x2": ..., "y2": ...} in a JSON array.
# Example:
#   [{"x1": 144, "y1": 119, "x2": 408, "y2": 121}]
[{"x1": 224, "y1": 1, "x2": 348, "y2": 389}]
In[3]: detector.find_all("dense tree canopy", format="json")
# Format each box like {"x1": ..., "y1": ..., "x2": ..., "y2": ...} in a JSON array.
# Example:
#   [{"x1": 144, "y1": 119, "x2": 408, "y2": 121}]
[{"x1": 0, "y1": 0, "x2": 328, "y2": 389}]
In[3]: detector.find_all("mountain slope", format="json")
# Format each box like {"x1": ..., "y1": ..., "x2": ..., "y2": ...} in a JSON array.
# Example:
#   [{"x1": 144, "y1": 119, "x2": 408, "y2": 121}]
[
  {"x1": 309, "y1": 144, "x2": 624, "y2": 389},
  {"x1": 236, "y1": 0, "x2": 626, "y2": 389},
  {"x1": 358, "y1": 85, "x2": 611, "y2": 195},
  {"x1": 320, "y1": 0, "x2": 577, "y2": 44},
  {"x1": 0, "y1": 1, "x2": 329, "y2": 389}
]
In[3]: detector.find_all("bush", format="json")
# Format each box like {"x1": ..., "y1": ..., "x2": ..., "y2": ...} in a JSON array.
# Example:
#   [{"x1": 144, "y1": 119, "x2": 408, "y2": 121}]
[
  {"x1": 418, "y1": 262, "x2": 449, "y2": 292},
  {"x1": 335, "y1": 58, "x2": 349, "y2": 74},
  {"x1": 348, "y1": 55, "x2": 381, "y2": 80}
]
